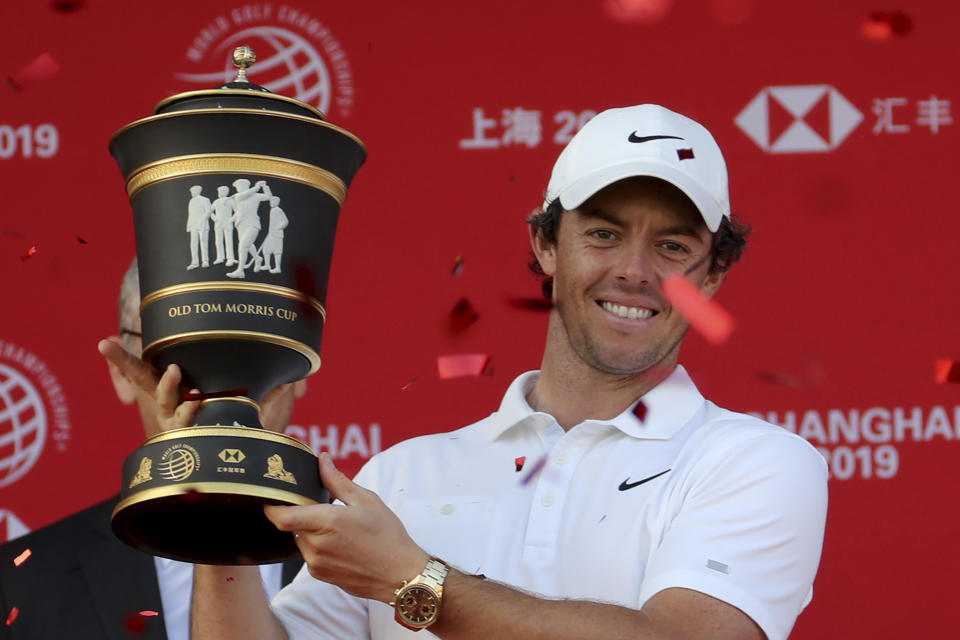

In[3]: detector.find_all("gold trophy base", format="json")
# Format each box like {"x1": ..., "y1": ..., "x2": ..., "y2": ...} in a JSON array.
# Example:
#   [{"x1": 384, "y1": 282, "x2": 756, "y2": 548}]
[{"x1": 112, "y1": 426, "x2": 325, "y2": 564}]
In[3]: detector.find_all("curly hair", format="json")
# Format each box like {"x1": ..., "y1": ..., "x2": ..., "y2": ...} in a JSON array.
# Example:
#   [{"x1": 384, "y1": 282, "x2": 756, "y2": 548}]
[{"x1": 526, "y1": 196, "x2": 750, "y2": 298}]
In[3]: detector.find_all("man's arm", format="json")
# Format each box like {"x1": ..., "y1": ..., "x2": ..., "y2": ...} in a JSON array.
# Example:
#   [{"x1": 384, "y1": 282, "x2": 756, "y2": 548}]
[
  {"x1": 433, "y1": 574, "x2": 763, "y2": 640},
  {"x1": 265, "y1": 455, "x2": 766, "y2": 640},
  {"x1": 192, "y1": 565, "x2": 289, "y2": 640},
  {"x1": 96, "y1": 339, "x2": 302, "y2": 640}
]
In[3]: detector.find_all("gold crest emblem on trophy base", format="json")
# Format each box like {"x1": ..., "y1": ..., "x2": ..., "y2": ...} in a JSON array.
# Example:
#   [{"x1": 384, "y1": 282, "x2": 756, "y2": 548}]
[
  {"x1": 263, "y1": 454, "x2": 297, "y2": 485},
  {"x1": 129, "y1": 457, "x2": 153, "y2": 488}
]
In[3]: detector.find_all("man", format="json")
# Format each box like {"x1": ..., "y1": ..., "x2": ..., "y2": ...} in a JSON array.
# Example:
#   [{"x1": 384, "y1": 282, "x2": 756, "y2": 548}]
[
  {"x1": 186, "y1": 185, "x2": 213, "y2": 270},
  {"x1": 0, "y1": 260, "x2": 305, "y2": 640},
  {"x1": 103, "y1": 105, "x2": 828, "y2": 640}
]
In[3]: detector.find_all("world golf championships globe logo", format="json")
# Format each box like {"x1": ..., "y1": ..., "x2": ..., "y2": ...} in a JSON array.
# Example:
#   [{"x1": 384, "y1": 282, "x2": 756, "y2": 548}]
[
  {"x1": 0, "y1": 363, "x2": 46, "y2": 488},
  {"x1": 177, "y1": 26, "x2": 333, "y2": 113},
  {"x1": 158, "y1": 444, "x2": 200, "y2": 481}
]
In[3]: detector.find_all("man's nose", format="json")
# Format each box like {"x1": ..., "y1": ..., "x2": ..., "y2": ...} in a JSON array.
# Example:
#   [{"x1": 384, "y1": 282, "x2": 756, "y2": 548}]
[{"x1": 615, "y1": 243, "x2": 656, "y2": 286}]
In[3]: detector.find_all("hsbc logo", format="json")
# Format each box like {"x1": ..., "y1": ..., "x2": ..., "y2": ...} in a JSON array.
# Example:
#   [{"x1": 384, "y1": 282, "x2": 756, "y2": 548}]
[{"x1": 735, "y1": 85, "x2": 863, "y2": 153}]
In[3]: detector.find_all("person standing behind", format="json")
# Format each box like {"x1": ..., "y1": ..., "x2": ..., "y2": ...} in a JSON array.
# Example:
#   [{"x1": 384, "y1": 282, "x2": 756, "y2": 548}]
[{"x1": 0, "y1": 259, "x2": 307, "y2": 640}]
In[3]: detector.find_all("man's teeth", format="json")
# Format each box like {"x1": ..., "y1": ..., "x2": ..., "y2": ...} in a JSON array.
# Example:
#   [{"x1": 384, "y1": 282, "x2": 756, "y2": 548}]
[{"x1": 601, "y1": 301, "x2": 653, "y2": 319}]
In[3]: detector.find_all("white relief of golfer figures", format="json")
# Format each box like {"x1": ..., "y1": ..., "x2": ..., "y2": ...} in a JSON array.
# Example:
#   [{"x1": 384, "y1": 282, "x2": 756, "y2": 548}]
[
  {"x1": 184, "y1": 179, "x2": 289, "y2": 279},
  {"x1": 259, "y1": 195, "x2": 288, "y2": 274},
  {"x1": 186, "y1": 185, "x2": 213, "y2": 270},
  {"x1": 211, "y1": 185, "x2": 237, "y2": 267}
]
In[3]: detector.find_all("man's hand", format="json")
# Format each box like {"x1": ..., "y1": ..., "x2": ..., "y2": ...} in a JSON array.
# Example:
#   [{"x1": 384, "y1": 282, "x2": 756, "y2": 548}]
[
  {"x1": 98, "y1": 336, "x2": 200, "y2": 432},
  {"x1": 264, "y1": 453, "x2": 429, "y2": 603}
]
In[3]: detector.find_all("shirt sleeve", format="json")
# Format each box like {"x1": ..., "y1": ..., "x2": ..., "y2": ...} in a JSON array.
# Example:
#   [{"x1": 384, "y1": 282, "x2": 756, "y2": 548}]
[
  {"x1": 271, "y1": 564, "x2": 371, "y2": 640},
  {"x1": 637, "y1": 430, "x2": 828, "y2": 640},
  {"x1": 270, "y1": 458, "x2": 384, "y2": 640}
]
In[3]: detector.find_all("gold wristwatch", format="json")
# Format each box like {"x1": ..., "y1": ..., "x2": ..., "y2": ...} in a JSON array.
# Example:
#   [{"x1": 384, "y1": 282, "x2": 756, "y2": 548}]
[{"x1": 392, "y1": 558, "x2": 449, "y2": 631}]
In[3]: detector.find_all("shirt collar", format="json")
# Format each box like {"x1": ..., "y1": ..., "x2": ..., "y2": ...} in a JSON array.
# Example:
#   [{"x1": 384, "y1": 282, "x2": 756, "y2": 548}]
[{"x1": 485, "y1": 365, "x2": 705, "y2": 442}]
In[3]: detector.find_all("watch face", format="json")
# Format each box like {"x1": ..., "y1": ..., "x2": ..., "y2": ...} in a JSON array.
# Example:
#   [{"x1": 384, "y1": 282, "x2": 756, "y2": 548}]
[{"x1": 398, "y1": 585, "x2": 439, "y2": 626}]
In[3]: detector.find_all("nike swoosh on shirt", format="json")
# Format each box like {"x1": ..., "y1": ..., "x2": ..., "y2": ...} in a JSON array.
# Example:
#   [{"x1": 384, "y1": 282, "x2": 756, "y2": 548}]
[
  {"x1": 627, "y1": 133, "x2": 685, "y2": 144},
  {"x1": 618, "y1": 469, "x2": 671, "y2": 491}
]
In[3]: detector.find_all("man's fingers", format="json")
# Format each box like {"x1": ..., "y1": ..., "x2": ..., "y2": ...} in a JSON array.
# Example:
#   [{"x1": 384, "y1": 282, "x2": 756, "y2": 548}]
[
  {"x1": 264, "y1": 503, "x2": 333, "y2": 532},
  {"x1": 172, "y1": 390, "x2": 201, "y2": 429},
  {"x1": 98, "y1": 338, "x2": 160, "y2": 392},
  {"x1": 155, "y1": 364, "x2": 184, "y2": 420},
  {"x1": 318, "y1": 452, "x2": 363, "y2": 505}
]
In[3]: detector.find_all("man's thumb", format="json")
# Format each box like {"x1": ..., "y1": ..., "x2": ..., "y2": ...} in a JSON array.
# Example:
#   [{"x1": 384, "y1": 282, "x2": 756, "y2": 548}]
[{"x1": 318, "y1": 452, "x2": 358, "y2": 505}]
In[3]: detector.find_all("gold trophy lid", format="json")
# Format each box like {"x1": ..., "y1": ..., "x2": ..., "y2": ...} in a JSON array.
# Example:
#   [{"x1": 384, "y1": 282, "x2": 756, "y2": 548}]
[{"x1": 153, "y1": 45, "x2": 327, "y2": 120}]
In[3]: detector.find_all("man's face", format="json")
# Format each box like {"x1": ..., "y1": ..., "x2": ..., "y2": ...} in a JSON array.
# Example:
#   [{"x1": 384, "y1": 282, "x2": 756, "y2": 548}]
[{"x1": 532, "y1": 177, "x2": 724, "y2": 376}]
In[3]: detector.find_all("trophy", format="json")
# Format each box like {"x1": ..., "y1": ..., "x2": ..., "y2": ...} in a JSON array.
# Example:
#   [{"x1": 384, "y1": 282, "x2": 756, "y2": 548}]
[{"x1": 109, "y1": 46, "x2": 366, "y2": 564}]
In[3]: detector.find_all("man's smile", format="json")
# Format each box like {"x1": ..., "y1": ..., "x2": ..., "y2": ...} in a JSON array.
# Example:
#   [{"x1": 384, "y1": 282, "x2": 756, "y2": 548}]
[{"x1": 597, "y1": 299, "x2": 660, "y2": 321}]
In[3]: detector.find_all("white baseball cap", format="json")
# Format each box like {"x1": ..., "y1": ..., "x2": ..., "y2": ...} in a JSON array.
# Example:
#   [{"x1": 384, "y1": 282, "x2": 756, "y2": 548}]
[{"x1": 544, "y1": 104, "x2": 730, "y2": 232}]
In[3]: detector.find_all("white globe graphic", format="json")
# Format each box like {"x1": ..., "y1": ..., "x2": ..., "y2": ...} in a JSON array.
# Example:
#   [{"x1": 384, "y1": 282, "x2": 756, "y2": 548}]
[
  {"x1": 0, "y1": 363, "x2": 47, "y2": 488},
  {"x1": 177, "y1": 26, "x2": 333, "y2": 114}
]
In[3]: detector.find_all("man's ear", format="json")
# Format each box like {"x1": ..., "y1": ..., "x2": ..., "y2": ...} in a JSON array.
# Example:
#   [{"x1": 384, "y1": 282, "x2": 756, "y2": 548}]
[
  {"x1": 699, "y1": 268, "x2": 727, "y2": 300},
  {"x1": 529, "y1": 224, "x2": 557, "y2": 277},
  {"x1": 105, "y1": 336, "x2": 137, "y2": 406},
  {"x1": 292, "y1": 379, "x2": 307, "y2": 399}
]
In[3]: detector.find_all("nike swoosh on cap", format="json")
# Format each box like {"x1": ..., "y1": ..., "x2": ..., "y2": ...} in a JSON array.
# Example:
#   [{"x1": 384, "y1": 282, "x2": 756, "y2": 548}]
[
  {"x1": 618, "y1": 469, "x2": 671, "y2": 491},
  {"x1": 627, "y1": 133, "x2": 685, "y2": 144}
]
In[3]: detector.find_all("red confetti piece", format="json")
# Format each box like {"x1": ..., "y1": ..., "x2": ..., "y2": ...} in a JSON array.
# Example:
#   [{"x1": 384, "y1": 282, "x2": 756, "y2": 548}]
[
  {"x1": 12, "y1": 549, "x2": 31, "y2": 566},
  {"x1": 139, "y1": 610, "x2": 159, "y2": 617},
  {"x1": 124, "y1": 612, "x2": 146, "y2": 635},
  {"x1": 6, "y1": 53, "x2": 60, "y2": 90},
  {"x1": 437, "y1": 354, "x2": 490, "y2": 379},
  {"x1": 662, "y1": 274, "x2": 734, "y2": 344},
  {"x1": 506, "y1": 297, "x2": 553, "y2": 311},
  {"x1": 226, "y1": 576, "x2": 235, "y2": 582},
  {"x1": 515, "y1": 456, "x2": 526, "y2": 472},
  {"x1": 862, "y1": 11, "x2": 912, "y2": 41},
  {"x1": 5, "y1": 606, "x2": 18, "y2": 626},
  {"x1": 604, "y1": 0, "x2": 674, "y2": 23},
  {"x1": 452, "y1": 255, "x2": 465, "y2": 277},
  {"x1": 632, "y1": 401, "x2": 647, "y2": 422},
  {"x1": 50, "y1": 0, "x2": 84, "y2": 11},
  {"x1": 182, "y1": 387, "x2": 249, "y2": 401},
  {"x1": 77, "y1": 236, "x2": 87, "y2": 244},
  {"x1": 934, "y1": 359, "x2": 960, "y2": 384},
  {"x1": 520, "y1": 454, "x2": 548, "y2": 486},
  {"x1": 20, "y1": 246, "x2": 38, "y2": 262},
  {"x1": 677, "y1": 148, "x2": 694, "y2": 161},
  {"x1": 756, "y1": 370, "x2": 807, "y2": 388},
  {"x1": 400, "y1": 376, "x2": 417, "y2": 391},
  {"x1": 180, "y1": 488, "x2": 206, "y2": 504},
  {"x1": 448, "y1": 298, "x2": 479, "y2": 333}
]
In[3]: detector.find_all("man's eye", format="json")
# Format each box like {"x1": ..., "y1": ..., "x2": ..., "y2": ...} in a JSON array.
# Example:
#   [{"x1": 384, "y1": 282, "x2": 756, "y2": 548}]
[
  {"x1": 660, "y1": 241, "x2": 688, "y2": 253},
  {"x1": 590, "y1": 229, "x2": 616, "y2": 240}
]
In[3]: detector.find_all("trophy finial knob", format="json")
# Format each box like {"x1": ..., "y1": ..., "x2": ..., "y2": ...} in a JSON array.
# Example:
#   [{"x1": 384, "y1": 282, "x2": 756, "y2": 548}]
[{"x1": 232, "y1": 46, "x2": 256, "y2": 83}]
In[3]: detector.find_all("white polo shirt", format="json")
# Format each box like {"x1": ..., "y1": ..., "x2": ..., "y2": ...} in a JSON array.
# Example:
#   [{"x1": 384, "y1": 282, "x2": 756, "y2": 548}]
[{"x1": 272, "y1": 366, "x2": 828, "y2": 640}]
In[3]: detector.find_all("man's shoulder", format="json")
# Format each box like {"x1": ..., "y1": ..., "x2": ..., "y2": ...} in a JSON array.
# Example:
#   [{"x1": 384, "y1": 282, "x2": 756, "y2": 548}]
[
  {"x1": 0, "y1": 496, "x2": 116, "y2": 564},
  {"x1": 378, "y1": 414, "x2": 495, "y2": 463},
  {"x1": 687, "y1": 402, "x2": 826, "y2": 474},
  {"x1": 353, "y1": 413, "x2": 498, "y2": 489}
]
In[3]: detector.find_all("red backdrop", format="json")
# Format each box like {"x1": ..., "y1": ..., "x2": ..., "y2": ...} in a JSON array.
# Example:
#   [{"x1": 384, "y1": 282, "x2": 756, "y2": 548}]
[{"x1": 1, "y1": 1, "x2": 957, "y2": 636}]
